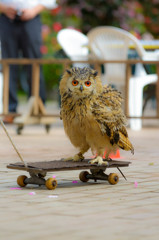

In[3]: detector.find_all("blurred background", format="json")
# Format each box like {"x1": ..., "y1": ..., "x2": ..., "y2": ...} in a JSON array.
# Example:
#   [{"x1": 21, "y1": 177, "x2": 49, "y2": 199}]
[
  {"x1": 39, "y1": 0, "x2": 159, "y2": 102},
  {"x1": 1, "y1": 0, "x2": 159, "y2": 127}
]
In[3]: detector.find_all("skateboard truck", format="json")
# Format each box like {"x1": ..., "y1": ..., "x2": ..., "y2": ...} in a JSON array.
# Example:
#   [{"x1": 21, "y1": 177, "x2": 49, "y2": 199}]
[{"x1": 79, "y1": 168, "x2": 119, "y2": 185}]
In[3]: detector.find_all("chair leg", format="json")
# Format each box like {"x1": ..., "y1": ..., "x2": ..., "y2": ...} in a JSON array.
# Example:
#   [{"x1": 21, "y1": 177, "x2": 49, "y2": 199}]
[
  {"x1": 129, "y1": 73, "x2": 157, "y2": 130},
  {"x1": 129, "y1": 78, "x2": 143, "y2": 131}
]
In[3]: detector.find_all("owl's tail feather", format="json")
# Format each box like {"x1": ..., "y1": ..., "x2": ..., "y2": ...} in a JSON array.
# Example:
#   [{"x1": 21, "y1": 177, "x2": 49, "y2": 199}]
[{"x1": 118, "y1": 132, "x2": 134, "y2": 154}]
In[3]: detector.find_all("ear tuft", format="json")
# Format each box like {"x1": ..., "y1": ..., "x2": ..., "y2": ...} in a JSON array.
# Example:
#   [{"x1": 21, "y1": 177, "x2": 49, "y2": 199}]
[
  {"x1": 66, "y1": 69, "x2": 72, "y2": 75},
  {"x1": 93, "y1": 70, "x2": 98, "y2": 77}
]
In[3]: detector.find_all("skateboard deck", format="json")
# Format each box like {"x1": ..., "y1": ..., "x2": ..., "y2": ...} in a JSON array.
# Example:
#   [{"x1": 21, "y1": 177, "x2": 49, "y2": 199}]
[{"x1": 7, "y1": 159, "x2": 131, "y2": 190}]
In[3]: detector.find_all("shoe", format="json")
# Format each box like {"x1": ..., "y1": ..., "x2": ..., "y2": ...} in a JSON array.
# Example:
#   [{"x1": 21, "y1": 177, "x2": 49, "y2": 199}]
[{"x1": 3, "y1": 115, "x2": 15, "y2": 124}]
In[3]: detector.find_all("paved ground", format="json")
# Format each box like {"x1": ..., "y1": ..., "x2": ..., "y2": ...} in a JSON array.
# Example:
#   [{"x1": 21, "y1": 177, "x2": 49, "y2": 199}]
[{"x1": 0, "y1": 115, "x2": 159, "y2": 240}]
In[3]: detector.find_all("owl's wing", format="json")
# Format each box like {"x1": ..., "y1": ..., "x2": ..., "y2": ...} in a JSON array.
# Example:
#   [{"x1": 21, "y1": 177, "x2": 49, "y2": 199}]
[
  {"x1": 92, "y1": 85, "x2": 126, "y2": 128},
  {"x1": 92, "y1": 85, "x2": 134, "y2": 153}
]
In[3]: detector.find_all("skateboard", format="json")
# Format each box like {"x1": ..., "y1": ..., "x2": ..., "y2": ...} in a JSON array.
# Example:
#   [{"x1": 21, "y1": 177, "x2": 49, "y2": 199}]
[
  {"x1": 7, "y1": 159, "x2": 131, "y2": 190},
  {"x1": 1, "y1": 120, "x2": 131, "y2": 190}
]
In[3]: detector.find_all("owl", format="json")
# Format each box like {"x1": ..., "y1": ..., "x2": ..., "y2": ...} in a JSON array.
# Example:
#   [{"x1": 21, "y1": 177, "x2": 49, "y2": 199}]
[{"x1": 59, "y1": 67, "x2": 134, "y2": 165}]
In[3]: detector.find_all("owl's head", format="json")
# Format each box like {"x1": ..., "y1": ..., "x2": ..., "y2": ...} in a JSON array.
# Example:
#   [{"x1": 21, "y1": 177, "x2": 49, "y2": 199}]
[{"x1": 60, "y1": 67, "x2": 103, "y2": 99}]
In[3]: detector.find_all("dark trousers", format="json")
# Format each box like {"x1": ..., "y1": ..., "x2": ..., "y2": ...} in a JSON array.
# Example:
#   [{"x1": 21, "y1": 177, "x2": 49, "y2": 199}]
[{"x1": 0, "y1": 14, "x2": 46, "y2": 112}]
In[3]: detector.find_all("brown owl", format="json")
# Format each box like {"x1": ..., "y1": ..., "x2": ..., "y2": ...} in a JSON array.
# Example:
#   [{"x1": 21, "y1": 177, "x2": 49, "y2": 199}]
[{"x1": 59, "y1": 67, "x2": 134, "y2": 165}]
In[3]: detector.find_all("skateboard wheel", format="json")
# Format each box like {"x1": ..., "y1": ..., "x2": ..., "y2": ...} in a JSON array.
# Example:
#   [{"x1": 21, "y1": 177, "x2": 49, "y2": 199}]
[
  {"x1": 45, "y1": 178, "x2": 57, "y2": 190},
  {"x1": 16, "y1": 125, "x2": 24, "y2": 135},
  {"x1": 79, "y1": 171, "x2": 89, "y2": 182},
  {"x1": 17, "y1": 175, "x2": 27, "y2": 187},
  {"x1": 45, "y1": 124, "x2": 51, "y2": 133},
  {"x1": 108, "y1": 173, "x2": 119, "y2": 185}
]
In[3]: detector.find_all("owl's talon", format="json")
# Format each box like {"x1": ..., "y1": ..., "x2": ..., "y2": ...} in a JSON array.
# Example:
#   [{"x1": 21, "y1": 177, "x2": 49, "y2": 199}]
[
  {"x1": 63, "y1": 157, "x2": 73, "y2": 162},
  {"x1": 63, "y1": 153, "x2": 84, "y2": 162},
  {"x1": 106, "y1": 157, "x2": 112, "y2": 161},
  {"x1": 73, "y1": 154, "x2": 84, "y2": 162},
  {"x1": 89, "y1": 156, "x2": 108, "y2": 166}
]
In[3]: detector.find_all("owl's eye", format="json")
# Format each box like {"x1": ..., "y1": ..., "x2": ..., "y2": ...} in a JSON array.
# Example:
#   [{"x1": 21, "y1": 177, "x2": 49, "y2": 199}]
[
  {"x1": 72, "y1": 80, "x2": 79, "y2": 86},
  {"x1": 85, "y1": 81, "x2": 91, "y2": 87}
]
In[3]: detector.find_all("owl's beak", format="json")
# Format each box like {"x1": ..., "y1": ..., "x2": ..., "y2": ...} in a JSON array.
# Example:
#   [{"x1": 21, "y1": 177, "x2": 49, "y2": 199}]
[{"x1": 80, "y1": 85, "x2": 83, "y2": 92}]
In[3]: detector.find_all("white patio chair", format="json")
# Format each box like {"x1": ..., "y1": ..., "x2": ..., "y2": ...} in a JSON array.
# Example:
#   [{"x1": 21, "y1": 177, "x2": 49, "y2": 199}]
[
  {"x1": 87, "y1": 26, "x2": 158, "y2": 130},
  {"x1": 57, "y1": 28, "x2": 89, "y2": 68}
]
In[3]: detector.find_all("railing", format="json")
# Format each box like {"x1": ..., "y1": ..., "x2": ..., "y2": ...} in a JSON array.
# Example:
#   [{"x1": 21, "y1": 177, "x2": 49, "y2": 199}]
[{"x1": 0, "y1": 58, "x2": 159, "y2": 119}]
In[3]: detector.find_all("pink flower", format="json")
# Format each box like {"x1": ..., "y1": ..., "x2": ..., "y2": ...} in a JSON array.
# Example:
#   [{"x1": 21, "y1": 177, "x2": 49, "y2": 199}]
[
  {"x1": 152, "y1": 8, "x2": 159, "y2": 15},
  {"x1": 42, "y1": 25, "x2": 50, "y2": 34},
  {"x1": 127, "y1": 10, "x2": 135, "y2": 18},
  {"x1": 65, "y1": 7, "x2": 73, "y2": 16},
  {"x1": 40, "y1": 45, "x2": 48, "y2": 54},
  {"x1": 144, "y1": 16, "x2": 151, "y2": 24},
  {"x1": 52, "y1": 22, "x2": 62, "y2": 32},
  {"x1": 72, "y1": 8, "x2": 81, "y2": 17},
  {"x1": 152, "y1": 0, "x2": 159, "y2": 4},
  {"x1": 41, "y1": 25, "x2": 50, "y2": 40},
  {"x1": 134, "y1": 2, "x2": 142, "y2": 9},
  {"x1": 51, "y1": 6, "x2": 62, "y2": 16},
  {"x1": 134, "y1": 32, "x2": 141, "y2": 40}
]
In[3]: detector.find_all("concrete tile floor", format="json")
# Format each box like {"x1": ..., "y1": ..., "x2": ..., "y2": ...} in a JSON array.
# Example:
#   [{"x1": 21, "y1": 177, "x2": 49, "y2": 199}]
[{"x1": 0, "y1": 119, "x2": 159, "y2": 240}]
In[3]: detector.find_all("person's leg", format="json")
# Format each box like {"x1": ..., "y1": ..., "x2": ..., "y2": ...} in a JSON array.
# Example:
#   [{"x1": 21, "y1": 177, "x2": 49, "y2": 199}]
[
  {"x1": 20, "y1": 15, "x2": 46, "y2": 103},
  {"x1": 0, "y1": 15, "x2": 19, "y2": 112}
]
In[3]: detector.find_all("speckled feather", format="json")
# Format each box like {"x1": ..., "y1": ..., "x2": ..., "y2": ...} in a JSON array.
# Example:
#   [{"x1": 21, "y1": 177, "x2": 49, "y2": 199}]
[{"x1": 60, "y1": 67, "x2": 134, "y2": 159}]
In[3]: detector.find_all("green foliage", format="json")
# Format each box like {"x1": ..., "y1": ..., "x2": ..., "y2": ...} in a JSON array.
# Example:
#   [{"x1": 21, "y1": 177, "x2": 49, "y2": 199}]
[
  {"x1": 138, "y1": 0, "x2": 159, "y2": 38},
  {"x1": 41, "y1": 0, "x2": 159, "y2": 96},
  {"x1": 41, "y1": 4, "x2": 81, "y2": 93},
  {"x1": 58, "y1": 0, "x2": 123, "y2": 33}
]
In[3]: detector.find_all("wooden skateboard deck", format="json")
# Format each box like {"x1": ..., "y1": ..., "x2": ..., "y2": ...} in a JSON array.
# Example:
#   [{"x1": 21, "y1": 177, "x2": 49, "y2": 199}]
[
  {"x1": 7, "y1": 159, "x2": 131, "y2": 190},
  {"x1": 7, "y1": 159, "x2": 130, "y2": 172}
]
